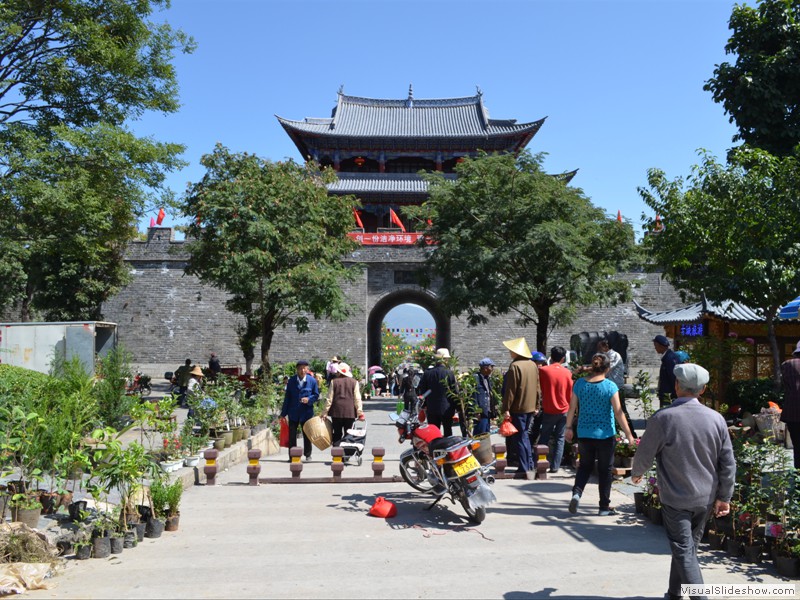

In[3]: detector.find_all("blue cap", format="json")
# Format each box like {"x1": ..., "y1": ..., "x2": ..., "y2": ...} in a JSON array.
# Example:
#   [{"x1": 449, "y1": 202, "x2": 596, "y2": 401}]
[
  {"x1": 478, "y1": 358, "x2": 495, "y2": 367},
  {"x1": 296, "y1": 360, "x2": 309, "y2": 366},
  {"x1": 653, "y1": 335, "x2": 670, "y2": 347},
  {"x1": 531, "y1": 352, "x2": 547, "y2": 363}
]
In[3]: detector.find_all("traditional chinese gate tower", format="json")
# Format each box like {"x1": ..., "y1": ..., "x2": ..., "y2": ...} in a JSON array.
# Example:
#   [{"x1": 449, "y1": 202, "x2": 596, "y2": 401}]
[
  {"x1": 276, "y1": 86, "x2": 554, "y2": 366},
  {"x1": 278, "y1": 86, "x2": 547, "y2": 238}
]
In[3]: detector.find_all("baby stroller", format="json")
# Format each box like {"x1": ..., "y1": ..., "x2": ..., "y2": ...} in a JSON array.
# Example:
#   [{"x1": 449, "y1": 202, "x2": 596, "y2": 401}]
[{"x1": 337, "y1": 419, "x2": 367, "y2": 466}]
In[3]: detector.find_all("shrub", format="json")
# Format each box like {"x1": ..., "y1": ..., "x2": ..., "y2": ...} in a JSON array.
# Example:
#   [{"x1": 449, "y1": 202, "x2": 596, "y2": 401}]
[{"x1": 726, "y1": 378, "x2": 782, "y2": 415}]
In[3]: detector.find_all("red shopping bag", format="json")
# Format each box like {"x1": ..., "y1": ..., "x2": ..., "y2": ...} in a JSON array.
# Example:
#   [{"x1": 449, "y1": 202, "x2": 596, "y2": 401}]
[
  {"x1": 368, "y1": 496, "x2": 397, "y2": 518},
  {"x1": 498, "y1": 417, "x2": 518, "y2": 437},
  {"x1": 279, "y1": 418, "x2": 289, "y2": 448}
]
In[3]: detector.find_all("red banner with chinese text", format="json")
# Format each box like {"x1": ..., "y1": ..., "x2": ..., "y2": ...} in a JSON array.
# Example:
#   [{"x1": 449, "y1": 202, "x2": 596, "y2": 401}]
[{"x1": 348, "y1": 232, "x2": 425, "y2": 245}]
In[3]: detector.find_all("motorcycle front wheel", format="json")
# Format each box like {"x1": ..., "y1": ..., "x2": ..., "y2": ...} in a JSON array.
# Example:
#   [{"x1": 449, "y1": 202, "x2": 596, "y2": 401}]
[
  {"x1": 399, "y1": 453, "x2": 435, "y2": 493},
  {"x1": 141, "y1": 385, "x2": 152, "y2": 397},
  {"x1": 460, "y1": 494, "x2": 486, "y2": 524}
]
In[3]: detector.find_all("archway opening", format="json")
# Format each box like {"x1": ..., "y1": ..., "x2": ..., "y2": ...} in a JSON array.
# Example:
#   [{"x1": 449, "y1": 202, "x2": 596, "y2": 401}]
[{"x1": 367, "y1": 290, "x2": 449, "y2": 373}]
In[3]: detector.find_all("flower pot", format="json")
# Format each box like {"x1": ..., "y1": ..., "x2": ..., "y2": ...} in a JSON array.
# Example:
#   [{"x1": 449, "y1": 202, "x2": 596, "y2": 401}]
[
  {"x1": 633, "y1": 492, "x2": 646, "y2": 514},
  {"x1": 165, "y1": 513, "x2": 180, "y2": 532},
  {"x1": 614, "y1": 455, "x2": 632, "y2": 469},
  {"x1": 110, "y1": 536, "x2": 124, "y2": 554},
  {"x1": 743, "y1": 544, "x2": 764, "y2": 563},
  {"x1": 92, "y1": 536, "x2": 111, "y2": 559},
  {"x1": 231, "y1": 427, "x2": 243, "y2": 443},
  {"x1": 38, "y1": 491, "x2": 58, "y2": 515},
  {"x1": 222, "y1": 430, "x2": 234, "y2": 448},
  {"x1": 68, "y1": 500, "x2": 88, "y2": 522},
  {"x1": 472, "y1": 433, "x2": 494, "y2": 466},
  {"x1": 145, "y1": 517, "x2": 165, "y2": 538},
  {"x1": 724, "y1": 538, "x2": 744, "y2": 557},
  {"x1": 133, "y1": 522, "x2": 146, "y2": 542},
  {"x1": 213, "y1": 437, "x2": 225, "y2": 451},
  {"x1": 774, "y1": 555, "x2": 800, "y2": 578},
  {"x1": 10, "y1": 506, "x2": 41, "y2": 529},
  {"x1": 647, "y1": 505, "x2": 663, "y2": 526},
  {"x1": 707, "y1": 531, "x2": 725, "y2": 550},
  {"x1": 184, "y1": 455, "x2": 200, "y2": 468},
  {"x1": 75, "y1": 545, "x2": 92, "y2": 560},
  {"x1": 123, "y1": 530, "x2": 137, "y2": 549}
]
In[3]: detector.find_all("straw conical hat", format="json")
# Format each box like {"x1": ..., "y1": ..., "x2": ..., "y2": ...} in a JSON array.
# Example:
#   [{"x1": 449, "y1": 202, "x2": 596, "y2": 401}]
[{"x1": 503, "y1": 337, "x2": 532, "y2": 359}]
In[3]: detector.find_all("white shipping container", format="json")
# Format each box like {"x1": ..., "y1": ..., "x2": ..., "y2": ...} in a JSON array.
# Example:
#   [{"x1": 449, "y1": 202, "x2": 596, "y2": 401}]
[{"x1": 0, "y1": 321, "x2": 117, "y2": 376}]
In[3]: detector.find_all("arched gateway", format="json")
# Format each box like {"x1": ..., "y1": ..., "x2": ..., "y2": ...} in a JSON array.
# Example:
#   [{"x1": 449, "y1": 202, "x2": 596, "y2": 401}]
[{"x1": 102, "y1": 88, "x2": 677, "y2": 377}]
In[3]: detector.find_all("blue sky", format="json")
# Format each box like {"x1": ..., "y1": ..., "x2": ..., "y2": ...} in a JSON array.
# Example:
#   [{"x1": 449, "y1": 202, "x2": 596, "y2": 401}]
[{"x1": 135, "y1": 0, "x2": 742, "y2": 240}]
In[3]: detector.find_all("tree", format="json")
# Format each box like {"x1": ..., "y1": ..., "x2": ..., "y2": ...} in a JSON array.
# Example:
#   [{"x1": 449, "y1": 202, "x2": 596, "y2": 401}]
[
  {"x1": 0, "y1": 0, "x2": 193, "y2": 320},
  {"x1": 406, "y1": 151, "x2": 637, "y2": 353},
  {"x1": 639, "y1": 147, "x2": 800, "y2": 383},
  {"x1": 704, "y1": 0, "x2": 800, "y2": 156},
  {"x1": 182, "y1": 144, "x2": 361, "y2": 379}
]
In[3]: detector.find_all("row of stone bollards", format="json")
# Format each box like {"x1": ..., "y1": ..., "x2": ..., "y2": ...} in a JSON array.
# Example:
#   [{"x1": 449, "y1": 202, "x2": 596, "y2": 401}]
[{"x1": 201, "y1": 442, "x2": 550, "y2": 485}]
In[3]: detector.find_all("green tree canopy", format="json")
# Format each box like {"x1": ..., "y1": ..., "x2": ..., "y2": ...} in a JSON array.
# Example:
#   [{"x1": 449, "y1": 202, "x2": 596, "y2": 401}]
[
  {"x1": 0, "y1": 0, "x2": 193, "y2": 320},
  {"x1": 406, "y1": 151, "x2": 637, "y2": 352},
  {"x1": 705, "y1": 0, "x2": 800, "y2": 156},
  {"x1": 182, "y1": 144, "x2": 362, "y2": 378},
  {"x1": 639, "y1": 147, "x2": 800, "y2": 381}
]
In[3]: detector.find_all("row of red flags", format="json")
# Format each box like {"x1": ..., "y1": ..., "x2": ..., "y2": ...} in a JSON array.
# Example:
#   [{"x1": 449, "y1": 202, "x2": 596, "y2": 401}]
[
  {"x1": 353, "y1": 208, "x2": 406, "y2": 233},
  {"x1": 149, "y1": 208, "x2": 166, "y2": 227}
]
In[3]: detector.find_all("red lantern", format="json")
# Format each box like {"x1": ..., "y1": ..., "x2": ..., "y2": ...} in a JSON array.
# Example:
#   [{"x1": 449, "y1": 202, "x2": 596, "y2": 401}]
[{"x1": 354, "y1": 157, "x2": 365, "y2": 167}]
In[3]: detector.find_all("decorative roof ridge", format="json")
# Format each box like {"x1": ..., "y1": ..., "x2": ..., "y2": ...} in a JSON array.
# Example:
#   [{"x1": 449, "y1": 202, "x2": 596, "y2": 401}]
[
  {"x1": 335, "y1": 172, "x2": 457, "y2": 180},
  {"x1": 338, "y1": 93, "x2": 483, "y2": 109}
]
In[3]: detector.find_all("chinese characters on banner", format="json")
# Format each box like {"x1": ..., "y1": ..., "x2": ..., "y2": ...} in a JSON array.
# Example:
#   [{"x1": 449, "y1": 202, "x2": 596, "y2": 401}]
[
  {"x1": 348, "y1": 232, "x2": 424, "y2": 245},
  {"x1": 679, "y1": 323, "x2": 704, "y2": 337}
]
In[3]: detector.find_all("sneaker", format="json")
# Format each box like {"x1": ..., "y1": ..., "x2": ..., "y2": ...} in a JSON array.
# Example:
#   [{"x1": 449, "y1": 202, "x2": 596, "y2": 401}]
[
  {"x1": 598, "y1": 508, "x2": 618, "y2": 516},
  {"x1": 568, "y1": 493, "x2": 580, "y2": 514},
  {"x1": 304, "y1": 455, "x2": 312, "y2": 462}
]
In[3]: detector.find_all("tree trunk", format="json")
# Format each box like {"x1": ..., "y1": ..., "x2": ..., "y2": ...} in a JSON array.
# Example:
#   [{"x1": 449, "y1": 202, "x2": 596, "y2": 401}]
[
  {"x1": 260, "y1": 312, "x2": 276, "y2": 383},
  {"x1": 20, "y1": 282, "x2": 34, "y2": 322},
  {"x1": 535, "y1": 307, "x2": 550, "y2": 353},
  {"x1": 766, "y1": 313, "x2": 781, "y2": 387}
]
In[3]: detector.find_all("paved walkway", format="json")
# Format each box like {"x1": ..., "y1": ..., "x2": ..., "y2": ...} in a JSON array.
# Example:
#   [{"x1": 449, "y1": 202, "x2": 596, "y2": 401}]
[{"x1": 25, "y1": 397, "x2": 797, "y2": 599}]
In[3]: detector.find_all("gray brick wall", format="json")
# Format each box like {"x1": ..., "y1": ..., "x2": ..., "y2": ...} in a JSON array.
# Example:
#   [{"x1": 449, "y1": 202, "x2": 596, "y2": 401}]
[{"x1": 101, "y1": 229, "x2": 683, "y2": 381}]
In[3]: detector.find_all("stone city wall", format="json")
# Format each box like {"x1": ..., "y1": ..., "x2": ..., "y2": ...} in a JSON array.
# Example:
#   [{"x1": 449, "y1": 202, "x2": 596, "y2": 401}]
[{"x1": 102, "y1": 228, "x2": 683, "y2": 381}]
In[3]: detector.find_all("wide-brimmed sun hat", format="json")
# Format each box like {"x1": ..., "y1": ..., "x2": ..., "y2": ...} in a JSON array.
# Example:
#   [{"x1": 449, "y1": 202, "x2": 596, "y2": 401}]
[
  {"x1": 189, "y1": 366, "x2": 204, "y2": 377},
  {"x1": 336, "y1": 362, "x2": 353, "y2": 378},
  {"x1": 435, "y1": 348, "x2": 451, "y2": 359},
  {"x1": 503, "y1": 337, "x2": 532, "y2": 359}
]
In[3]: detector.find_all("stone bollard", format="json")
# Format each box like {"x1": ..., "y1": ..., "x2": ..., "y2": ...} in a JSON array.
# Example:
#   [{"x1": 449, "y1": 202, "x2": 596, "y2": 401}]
[
  {"x1": 246, "y1": 449, "x2": 262, "y2": 486},
  {"x1": 492, "y1": 443, "x2": 507, "y2": 478},
  {"x1": 330, "y1": 447, "x2": 344, "y2": 480},
  {"x1": 203, "y1": 449, "x2": 219, "y2": 486},
  {"x1": 534, "y1": 444, "x2": 550, "y2": 480},
  {"x1": 289, "y1": 447, "x2": 303, "y2": 479},
  {"x1": 371, "y1": 447, "x2": 385, "y2": 479}
]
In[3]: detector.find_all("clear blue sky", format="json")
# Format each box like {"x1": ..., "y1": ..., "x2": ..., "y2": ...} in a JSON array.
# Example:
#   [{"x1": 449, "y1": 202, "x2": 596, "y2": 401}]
[{"x1": 134, "y1": 0, "x2": 741, "y2": 240}]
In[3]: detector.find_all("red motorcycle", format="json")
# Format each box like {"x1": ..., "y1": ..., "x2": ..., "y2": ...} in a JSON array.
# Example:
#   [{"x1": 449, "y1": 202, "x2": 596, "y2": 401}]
[
  {"x1": 125, "y1": 370, "x2": 152, "y2": 397},
  {"x1": 390, "y1": 400, "x2": 495, "y2": 524}
]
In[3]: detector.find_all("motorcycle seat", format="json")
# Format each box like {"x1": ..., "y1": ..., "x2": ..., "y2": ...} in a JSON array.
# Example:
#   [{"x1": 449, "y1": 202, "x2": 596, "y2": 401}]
[{"x1": 428, "y1": 436, "x2": 463, "y2": 454}]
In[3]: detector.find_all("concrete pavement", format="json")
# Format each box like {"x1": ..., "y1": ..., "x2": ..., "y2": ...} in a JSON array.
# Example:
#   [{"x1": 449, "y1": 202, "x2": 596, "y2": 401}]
[{"x1": 26, "y1": 397, "x2": 796, "y2": 599}]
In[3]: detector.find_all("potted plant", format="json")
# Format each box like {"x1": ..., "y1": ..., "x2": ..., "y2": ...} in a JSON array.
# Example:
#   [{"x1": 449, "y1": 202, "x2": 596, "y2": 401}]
[
  {"x1": 164, "y1": 479, "x2": 182, "y2": 531},
  {"x1": 179, "y1": 421, "x2": 207, "y2": 467},
  {"x1": 146, "y1": 478, "x2": 168, "y2": 538},
  {"x1": 73, "y1": 539, "x2": 92, "y2": 560},
  {"x1": 613, "y1": 434, "x2": 637, "y2": 469}
]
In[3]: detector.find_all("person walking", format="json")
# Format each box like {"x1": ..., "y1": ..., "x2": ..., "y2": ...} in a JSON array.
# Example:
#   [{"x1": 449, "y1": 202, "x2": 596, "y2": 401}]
[
  {"x1": 501, "y1": 337, "x2": 539, "y2": 480},
  {"x1": 565, "y1": 352, "x2": 634, "y2": 515},
  {"x1": 174, "y1": 358, "x2": 192, "y2": 408},
  {"x1": 418, "y1": 348, "x2": 458, "y2": 436},
  {"x1": 320, "y1": 362, "x2": 364, "y2": 446},
  {"x1": 631, "y1": 363, "x2": 735, "y2": 600},
  {"x1": 653, "y1": 334, "x2": 681, "y2": 407},
  {"x1": 208, "y1": 353, "x2": 221, "y2": 382},
  {"x1": 537, "y1": 346, "x2": 573, "y2": 473},
  {"x1": 598, "y1": 338, "x2": 636, "y2": 438},
  {"x1": 780, "y1": 340, "x2": 800, "y2": 469},
  {"x1": 473, "y1": 358, "x2": 496, "y2": 436},
  {"x1": 280, "y1": 360, "x2": 320, "y2": 461}
]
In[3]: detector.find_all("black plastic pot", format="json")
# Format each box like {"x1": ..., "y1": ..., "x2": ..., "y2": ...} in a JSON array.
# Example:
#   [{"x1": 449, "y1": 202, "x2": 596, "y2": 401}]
[
  {"x1": 68, "y1": 500, "x2": 88, "y2": 522},
  {"x1": 92, "y1": 536, "x2": 111, "y2": 559},
  {"x1": 145, "y1": 517, "x2": 165, "y2": 539},
  {"x1": 75, "y1": 544, "x2": 91, "y2": 560},
  {"x1": 123, "y1": 529, "x2": 137, "y2": 549},
  {"x1": 110, "y1": 536, "x2": 124, "y2": 554}
]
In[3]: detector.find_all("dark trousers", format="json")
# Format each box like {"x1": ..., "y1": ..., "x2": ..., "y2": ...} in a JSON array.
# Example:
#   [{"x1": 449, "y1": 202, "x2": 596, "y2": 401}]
[
  {"x1": 538, "y1": 412, "x2": 567, "y2": 470},
  {"x1": 473, "y1": 416, "x2": 490, "y2": 436},
  {"x1": 786, "y1": 422, "x2": 800, "y2": 469},
  {"x1": 527, "y1": 410, "x2": 543, "y2": 447},
  {"x1": 331, "y1": 417, "x2": 354, "y2": 446},
  {"x1": 510, "y1": 412, "x2": 533, "y2": 473},
  {"x1": 573, "y1": 436, "x2": 615, "y2": 510},
  {"x1": 619, "y1": 396, "x2": 637, "y2": 438},
  {"x1": 661, "y1": 503, "x2": 711, "y2": 599},
  {"x1": 428, "y1": 411, "x2": 454, "y2": 437},
  {"x1": 288, "y1": 419, "x2": 313, "y2": 458}
]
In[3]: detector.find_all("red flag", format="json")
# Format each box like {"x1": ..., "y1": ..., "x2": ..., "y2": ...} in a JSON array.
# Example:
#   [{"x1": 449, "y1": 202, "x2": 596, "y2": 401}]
[
  {"x1": 353, "y1": 209, "x2": 364, "y2": 229},
  {"x1": 149, "y1": 217, "x2": 156, "y2": 228},
  {"x1": 389, "y1": 208, "x2": 406, "y2": 232},
  {"x1": 617, "y1": 210, "x2": 622, "y2": 223},
  {"x1": 156, "y1": 208, "x2": 166, "y2": 225}
]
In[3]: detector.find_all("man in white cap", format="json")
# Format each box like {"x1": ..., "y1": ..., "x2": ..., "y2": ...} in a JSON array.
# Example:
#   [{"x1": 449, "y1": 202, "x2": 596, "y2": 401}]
[
  {"x1": 501, "y1": 337, "x2": 539, "y2": 479},
  {"x1": 418, "y1": 348, "x2": 459, "y2": 436},
  {"x1": 780, "y1": 339, "x2": 800, "y2": 469},
  {"x1": 631, "y1": 363, "x2": 735, "y2": 600}
]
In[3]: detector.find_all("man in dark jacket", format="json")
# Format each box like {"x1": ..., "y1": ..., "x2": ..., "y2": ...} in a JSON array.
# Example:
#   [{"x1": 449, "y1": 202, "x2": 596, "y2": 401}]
[
  {"x1": 653, "y1": 335, "x2": 681, "y2": 407},
  {"x1": 418, "y1": 348, "x2": 458, "y2": 436},
  {"x1": 780, "y1": 340, "x2": 800, "y2": 469},
  {"x1": 473, "y1": 358, "x2": 496, "y2": 435},
  {"x1": 280, "y1": 360, "x2": 320, "y2": 461}
]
